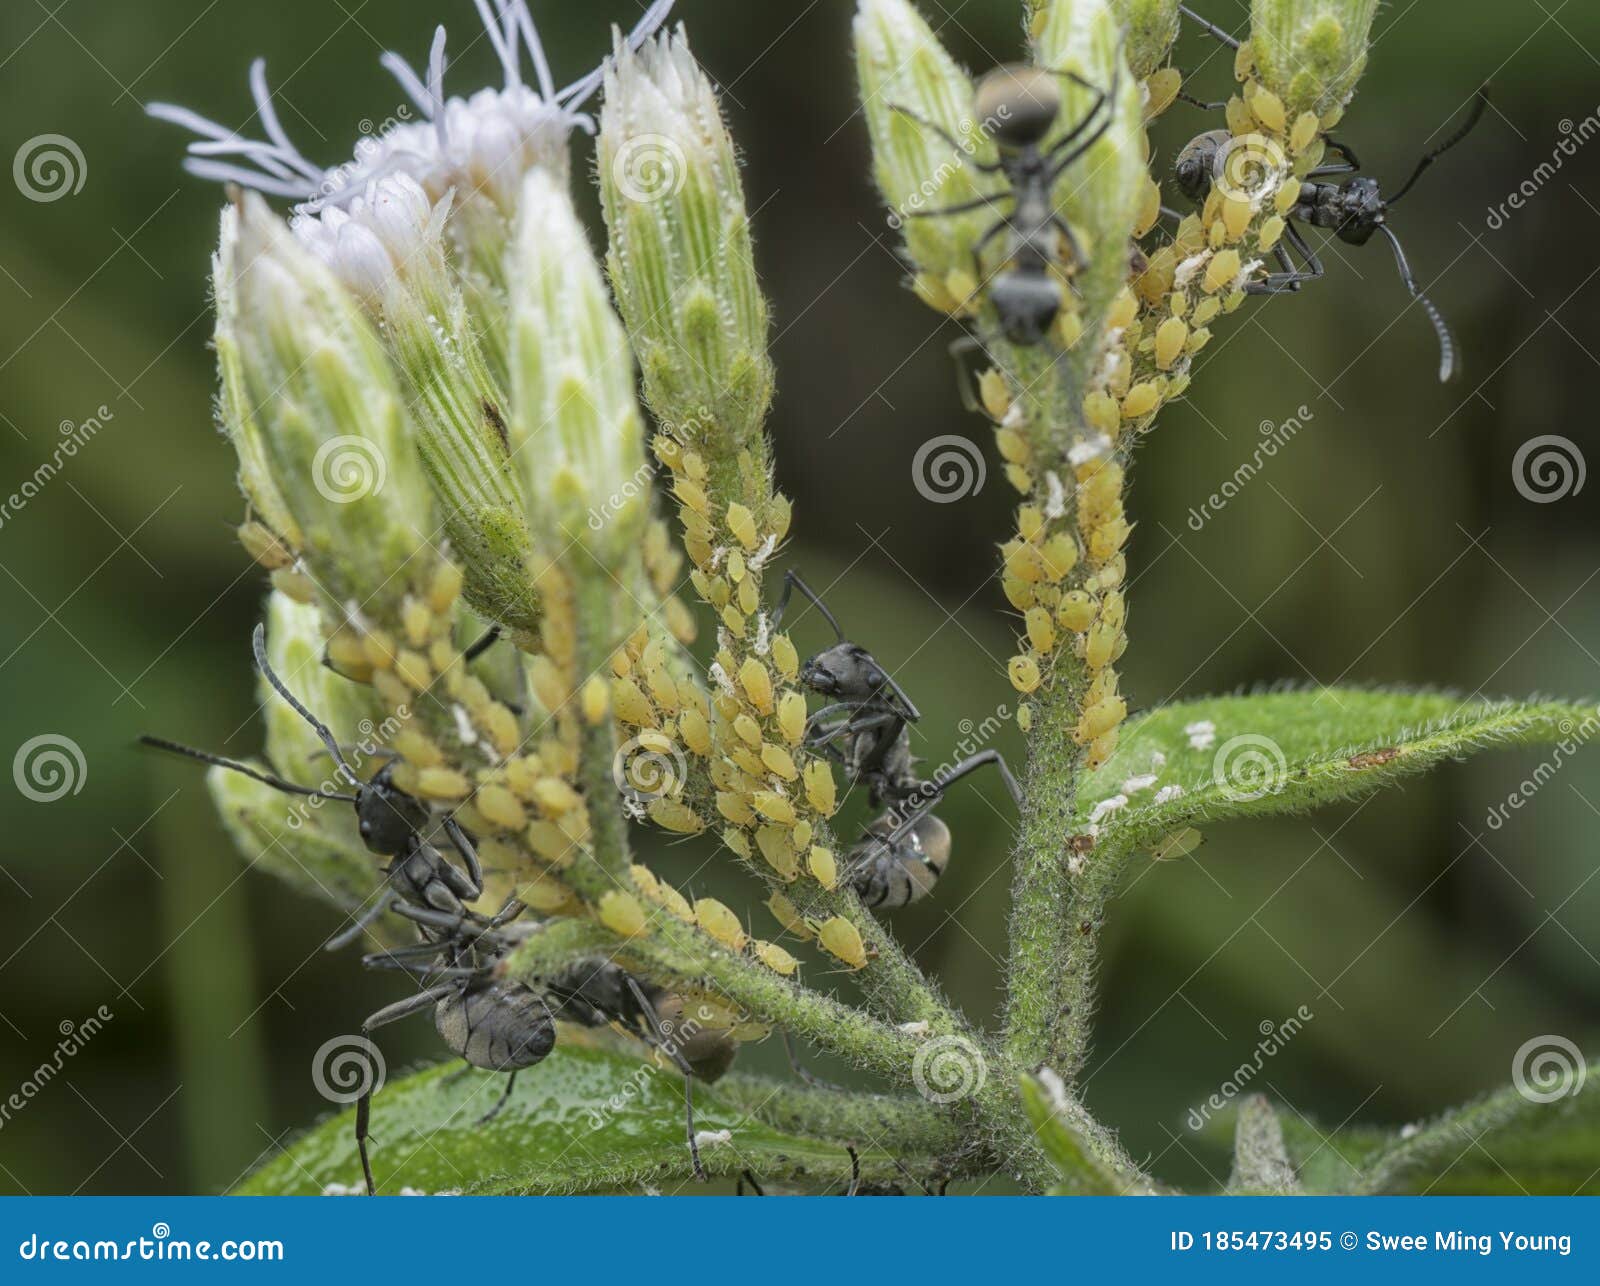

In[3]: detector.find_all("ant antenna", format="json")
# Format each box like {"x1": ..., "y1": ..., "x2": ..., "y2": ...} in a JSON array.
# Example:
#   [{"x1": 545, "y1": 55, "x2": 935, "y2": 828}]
[
  {"x1": 137, "y1": 735, "x2": 358, "y2": 803},
  {"x1": 1389, "y1": 87, "x2": 1489, "y2": 205},
  {"x1": 1376, "y1": 224, "x2": 1456, "y2": 382},
  {"x1": 251, "y1": 623, "x2": 360, "y2": 787}
]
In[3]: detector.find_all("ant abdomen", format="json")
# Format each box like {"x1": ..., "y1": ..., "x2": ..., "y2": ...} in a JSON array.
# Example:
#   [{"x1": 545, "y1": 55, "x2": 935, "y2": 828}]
[{"x1": 435, "y1": 980, "x2": 556, "y2": 1072}]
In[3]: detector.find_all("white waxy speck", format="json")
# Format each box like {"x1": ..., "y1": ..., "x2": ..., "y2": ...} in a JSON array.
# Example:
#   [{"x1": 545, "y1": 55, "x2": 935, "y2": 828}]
[
  {"x1": 1185, "y1": 719, "x2": 1216, "y2": 751},
  {"x1": 898, "y1": 1020, "x2": 931, "y2": 1037},
  {"x1": 694, "y1": 1129, "x2": 732, "y2": 1148},
  {"x1": 1123, "y1": 773, "x2": 1158, "y2": 793},
  {"x1": 1068, "y1": 434, "x2": 1113, "y2": 468},
  {"x1": 1154, "y1": 784, "x2": 1184, "y2": 804},
  {"x1": 1174, "y1": 250, "x2": 1212, "y2": 289},
  {"x1": 1044, "y1": 470, "x2": 1067, "y2": 520},
  {"x1": 1089, "y1": 794, "x2": 1128, "y2": 824}
]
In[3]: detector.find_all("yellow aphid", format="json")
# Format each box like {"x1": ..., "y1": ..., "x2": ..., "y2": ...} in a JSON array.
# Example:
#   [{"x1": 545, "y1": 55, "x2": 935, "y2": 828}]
[
  {"x1": 1191, "y1": 295, "x2": 1222, "y2": 327},
  {"x1": 630, "y1": 863, "x2": 662, "y2": 900},
  {"x1": 525, "y1": 819, "x2": 574, "y2": 865},
  {"x1": 1004, "y1": 539, "x2": 1045, "y2": 584},
  {"x1": 1003, "y1": 577, "x2": 1036, "y2": 612},
  {"x1": 393, "y1": 729, "x2": 444, "y2": 769},
  {"x1": 532, "y1": 777, "x2": 582, "y2": 816},
  {"x1": 1154, "y1": 316, "x2": 1189, "y2": 371},
  {"x1": 414, "y1": 767, "x2": 470, "y2": 801},
  {"x1": 1289, "y1": 110, "x2": 1320, "y2": 153},
  {"x1": 1024, "y1": 606, "x2": 1057, "y2": 653},
  {"x1": 726, "y1": 502, "x2": 759, "y2": 549},
  {"x1": 695, "y1": 898, "x2": 748, "y2": 951},
  {"x1": 1085, "y1": 726, "x2": 1120, "y2": 771},
  {"x1": 1135, "y1": 245, "x2": 1176, "y2": 304},
  {"x1": 482, "y1": 703, "x2": 523, "y2": 756},
  {"x1": 1005, "y1": 464, "x2": 1033, "y2": 495},
  {"x1": 1017, "y1": 504, "x2": 1045, "y2": 542},
  {"x1": 475, "y1": 784, "x2": 527, "y2": 831},
  {"x1": 767, "y1": 892, "x2": 812, "y2": 939},
  {"x1": 716, "y1": 791, "x2": 755, "y2": 825},
  {"x1": 761, "y1": 743, "x2": 799, "y2": 782},
  {"x1": 516, "y1": 873, "x2": 578, "y2": 915},
  {"x1": 944, "y1": 266, "x2": 979, "y2": 313},
  {"x1": 1099, "y1": 589, "x2": 1127, "y2": 631},
  {"x1": 1054, "y1": 308, "x2": 1083, "y2": 350},
  {"x1": 720, "y1": 604, "x2": 746, "y2": 637},
  {"x1": 361, "y1": 629, "x2": 397, "y2": 672},
  {"x1": 373, "y1": 670, "x2": 411, "y2": 713},
  {"x1": 792, "y1": 819, "x2": 812, "y2": 850},
  {"x1": 978, "y1": 368, "x2": 1011, "y2": 421},
  {"x1": 599, "y1": 890, "x2": 647, "y2": 938},
  {"x1": 1084, "y1": 391, "x2": 1121, "y2": 436},
  {"x1": 1090, "y1": 518, "x2": 1131, "y2": 563},
  {"x1": 645, "y1": 667, "x2": 680, "y2": 717},
  {"x1": 1258, "y1": 215, "x2": 1286, "y2": 253},
  {"x1": 1274, "y1": 180, "x2": 1301, "y2": 216},
  {"x1": 1106, "y1": 286, "x2": 1139, "y2": 331},
  {"x1": 679, "y1": 707, "x2": 713, "y2": 756},
  {"x1": 733, "y1": 714, "x2": 763, "y2": 748},
  {"x1": 325, "y1": 632, "x2": 373, "y2": 682},
  {"x1": 1144, "y1": 66, "x2": 1181, "y2": 120},
  {"x1": 529, "y1": 656, "x2": 568, "y2": 713},
  {"x1": 611, "y1": 677, "x2": 655, "y2": 728},
  {"x1": 1186, "y1": 327, "x2": 1213, "y2": 356},
  {"x1": 752, "y1": 791, "x2": 796, "y2": 826},
  {"x1": 1152, "y1": 828, "x2": 1205, "y2": 861},
  {"x1": 737, "y1": 577, "x2": 760, "y2": 617},
  {"x1": 1133, "y1": 174, "x2": 1161, "y2": 238},
  {"x1": 400, "y1": 599, "x2": 432, "y2": 648},
  {"x1": 664, "y1": 596, "x2": 697, "y2": 646},
  {"x1": 1250, "y1": 86, "x2": 1286, "y2": 132},
  {"x1": 803, "y1": 760, "x2": 837, "y2": 815},
  {"x1": 721, "y1": 827, "x2": 752, "y2": 860},
  {"x1": 817, "y1": 917, "x2": 868, "y2": 970},
  {"x1": 1223, "y1": 288, "x2": 1247, "y2": 313},
  {"x1": 1008, "y1": 653, "x2": 1042, "y2": 694},
  {"x1": 427, "y1": 561, "x2": 463, "y2": 614},
  {"x1": 771, "y1": 634, "x2": 799, "y2": 681},
  {"x1": 1233, "y1": 39, "x2": 1254, "y2": 81},
  {"x1": 755, "y1": 826, "x2": 799, "y2": 880},
  {"x1": 995, "y1": 427, "x2": 1030, "y2": 465},
  {"x1": 725, "y1": 549, "x2": 746, "y2": 584},
  {"x1": 1086, "y1": 667, "x2": 1119, "y2": 707},
  {"x1": 777, "y1": 691, "x2": 808, "y2": 746},
  {"x1": 1017, "y1": 703, "x2": 1033, "y2": 733},
  {"x1": 730, "y1": 746, "x2": 765, "y2": 781},
  {"x1": 237, "y1": 520, "x2": 294, "y2": 570},
  {"x1": 574, "y1": 676, "x2": 607, "y2": 726},
  {"x1": 1221, "y1": 193, "x2": 1252, "y2": 242},
  {"x1": 1058, "y1": 590, "x2": 1097, "y2": 633},
  {"x1": 753, "y1": 940, "x2": 799, "y2": 977},
  {"x1": 1203, "y1": 248, "x2": 1241, "y2": 294},
  {"x1": 1121, "y1": 382, "x2": 1160, "y2": 420},
  {"x1": 768, "y1": 494, "x2": 792, "y2": 541},
  {"x1": 739, "y1": 659, "x2": 774, "y2": 713},
  {"x1": 808, "y1": 845, "x2": 838, "y2": 890},
  {"x1": 1040, "y1": 533, "x2": 1078, "y2": 581},
  {"x1": 1075, "y1": 696, "x2": 1127, "y2": 744},
  {"x1": 648, "y1": 798, "x2": 704, "y2": 834},
  {"x1": 1084, "y1": 621, "x2": 1119, "y2": 671},
  {"x1": 674, "y1": 477, "x2": 710, "y2": 516}
]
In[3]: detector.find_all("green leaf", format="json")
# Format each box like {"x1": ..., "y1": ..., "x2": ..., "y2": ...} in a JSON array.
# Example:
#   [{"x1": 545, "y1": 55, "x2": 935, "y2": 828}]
[
  {"x1": 1272, "y1": 1057, "x2": 1600, "y2": 1195},
  {"x1": 1075, "y1": 688, "x2": 1597, "y2": 851},
  {"x1": 239, "y1": 1044, "x2": 924, "y2": 1195},
  {"x1": 1019, "y1": 1072, "x2": 1136, "y2": 1194}
]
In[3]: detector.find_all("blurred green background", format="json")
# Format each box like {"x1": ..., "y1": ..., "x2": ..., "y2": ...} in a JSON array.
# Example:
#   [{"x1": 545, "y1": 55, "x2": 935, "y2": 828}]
[{"x1": 1, "y1": 0, "x2": 1598, "y2": 1195}]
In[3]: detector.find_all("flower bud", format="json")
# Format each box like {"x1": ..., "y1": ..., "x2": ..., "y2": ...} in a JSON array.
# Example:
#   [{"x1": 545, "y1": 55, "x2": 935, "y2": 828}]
[
  {"x1": 508, "y1": 169, "x2": 649, "y2": 573},
  {"x1": 1249, "y1": 0, "x2": 1378, "y2": 118},
  {"x1": 224, "y1": 193, "x2": 437, "y2": 614},
  {"x1": 599, "y1": 27, "x2": 774, "y2": 452},
  {"x1": 1101, "y1": 1, "x2": 1181, "y2": 80},
  {"x1": 854, "y1": 0, "x2": 989, "y2": 304}
]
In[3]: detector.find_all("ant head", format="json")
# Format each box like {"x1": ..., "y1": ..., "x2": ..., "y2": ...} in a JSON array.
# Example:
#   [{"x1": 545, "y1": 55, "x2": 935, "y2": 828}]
[
  {"x1": 1336, "y1": 175, "x2": 1385, "y2": 244},
  {"x1": 800, "y1": 642, "x2": 887, "y2": 702},
  {"x1": 354, "y1": 766, "x2": 429, "y2": 855},
  {"x1": 991, "y1": 271, "x2": 1063, "y2": 345},
  {"x1": 975, "y1": 65, "x2": 1059, "y2": 150},
  {"x1": 1173, "y1": 129, "x2": 1229, "y2": 205}
]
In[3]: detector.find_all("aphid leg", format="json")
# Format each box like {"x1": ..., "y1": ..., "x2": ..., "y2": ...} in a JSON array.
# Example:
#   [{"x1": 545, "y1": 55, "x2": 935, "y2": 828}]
[
  {"x1": 622, "y1": 976, "x2": 708, "y2": 1182},
  {"x1": 442, "y1": 815, "x2": 485, "y2": 898},
  {"x1": 323, "y1": 892, "x2": 394, "y2": 952},
  {"x1": 475, "y1": 1070, "x2": 518, "y2": 1125},
  {"x1": 1178, "y1": 3, "x2": 1242, "y2": 50},
  {"x1": 356, "y1": 985, "x2": 457, "y2": 1195},
  {"x1": 1388, "y1": 87, "x2": 1490, "y2": 206},
  {"x1": 885, "y1": 103, "x2": 1004, "y2": 174},
  {"x1": 782, "y1": 1029, "x2": 847, "y2": 1092},
  {"x1": 1375, "y1": 223, "x2": 1456, "y2": 382},
  {"x1": 461, "y1": 624, "x2": 501, "y2": 662},
  {"x1": 768, "y1": 569, "x2": 845, "y2": 640}
]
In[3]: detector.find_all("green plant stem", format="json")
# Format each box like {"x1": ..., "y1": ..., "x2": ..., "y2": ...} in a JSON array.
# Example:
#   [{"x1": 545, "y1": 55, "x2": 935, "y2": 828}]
[
  {"x1": 571, "y1": 574, "x2": 634, "y2": 895},
  {"x1": 712, "y1": 1074, "x2": 970, "y2": 1157}
]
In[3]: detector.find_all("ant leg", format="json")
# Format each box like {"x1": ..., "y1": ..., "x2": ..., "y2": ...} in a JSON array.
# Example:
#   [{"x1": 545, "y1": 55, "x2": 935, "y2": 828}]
[
  {"x1": 949, "y1": 334, "x2": 989, "y2": 413},
  {"x1": 885, "y1": 104, "x2": 1004, "y2": 173},
  {"x1": 1179, "y1": 3, "x2": 1241, "y2": 50},
  {"x1": 877, "y1": 749, "x2": 1025, "y2": 850},
  {"x1": 1176, "y1": 88, "x2": 1226, "y2": 111},
  {"x1": 937, "y1": 749, "x2": 1024, "y2": 805},
  {"x1": 1046, "y1": 105, "x2": 1119, "y2": 185},
  {"x1": 442, "y1": 815, "x2": 484, "y2": 899},
  {"x1": 1049, "y1": 213, "x2": 1088, "y2": 273},
  {"x1": 846, "y1": 1146, "x2": 862, "y2": 1197},
  {"x1": 356, "y1": 986, "x2": 456, "y2": 1195},
  {"x1": 623, "y1": 976, "x2": 708, "y2": 1182},
  {"x1": 462, "y1": 624, "x2": 500, "y2": 662},
  {"x1": 1246, "y1": 223, "x2": 1324, "y2": 295},
  {"x1": 738, "y1": 1171, "x2": 765, "y2": 1196},
  {"x1": 782, "y1": 1029, "x2": 847, "y2": 1091},
  {"x1": 475, "y1": 1070, "x2": 518, "y2": 1125},
  {"x1": 905, "y1": 191, "x2": 1008, "y2": 219},
  {"x1": 768, "y1": 570, "x2": 845, "y2": 640},
  {"x1": 324, "y1": 891, "x2": 393, "y2": 952}
]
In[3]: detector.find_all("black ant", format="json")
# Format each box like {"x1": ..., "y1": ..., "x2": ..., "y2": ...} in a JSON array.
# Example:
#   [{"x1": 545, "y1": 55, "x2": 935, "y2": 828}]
[
  {"x1": 770, "y1": 572, "x2": 1020, "y2": 909},
  {"x1": 891, "y1": 58, "x2": 1123, "y2": 345},
  {"x1": 140, "y1": 625, "x2": 487, "y2": 949},
  {"x1": 1172, "y1": 5, "x2": 1488, "y2": 381},
  {"x1": 358, "y1": 899, "x2": 729, "y2": 1193}
]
